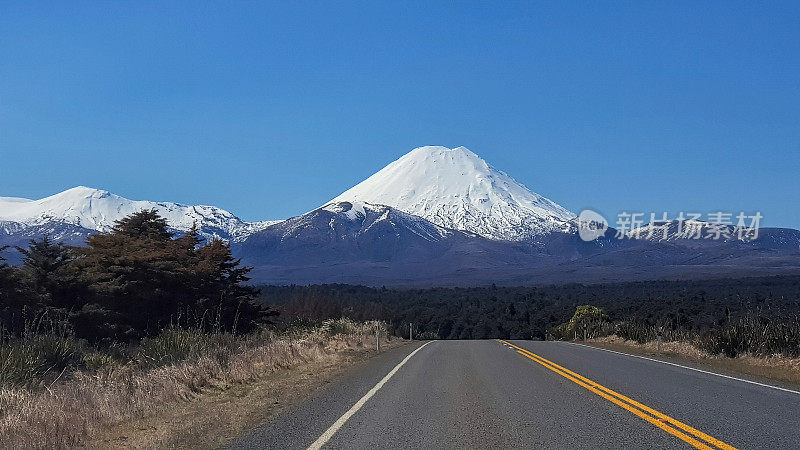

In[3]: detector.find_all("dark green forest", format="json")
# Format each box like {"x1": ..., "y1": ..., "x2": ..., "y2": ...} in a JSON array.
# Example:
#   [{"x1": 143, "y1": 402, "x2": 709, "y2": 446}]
[{"x1": 258, "y1": 277, "x2": 800, "y2": 341}]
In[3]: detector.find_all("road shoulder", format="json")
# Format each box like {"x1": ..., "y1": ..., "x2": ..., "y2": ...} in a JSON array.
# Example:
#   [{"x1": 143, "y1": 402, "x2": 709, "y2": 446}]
[
  {"x1": 228, "y1": 340, "x2": 429, "y2": 449},
  {"x1": 577, "y1": 337, "x2": 800, "y2": 390},
  {"x1": 89, "y1": 339, "x2": 410, "y2": 449}
]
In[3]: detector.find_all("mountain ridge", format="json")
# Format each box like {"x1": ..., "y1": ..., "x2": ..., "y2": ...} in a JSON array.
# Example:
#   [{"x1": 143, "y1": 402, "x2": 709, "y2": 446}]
[
  {"x1": 0, "y1": 186, "x2": 279, "y2": 243},
  {"x1": 1, "y1": 146, "x2": 799, "y2": 285}
]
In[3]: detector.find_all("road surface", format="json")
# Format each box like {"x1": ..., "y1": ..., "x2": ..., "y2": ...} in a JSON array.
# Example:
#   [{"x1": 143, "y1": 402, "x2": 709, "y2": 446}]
[{"x1": 229, "y1": 340, "x2": 800, "y2": 449}]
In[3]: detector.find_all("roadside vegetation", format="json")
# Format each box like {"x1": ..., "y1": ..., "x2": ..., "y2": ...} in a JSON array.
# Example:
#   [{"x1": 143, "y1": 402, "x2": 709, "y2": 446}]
[
  {"x1": 0, "y1": 319, "x2": 388, "y2": 447},
  {"x1": 551, "y1": 305, "x2": 800, "y2": 359},
  {"x1": 0, "y1": 211, "x2": 391, "y2": 447},
  {"x1": 545, "y1": 304, "x2": 800, "y2": 386}
]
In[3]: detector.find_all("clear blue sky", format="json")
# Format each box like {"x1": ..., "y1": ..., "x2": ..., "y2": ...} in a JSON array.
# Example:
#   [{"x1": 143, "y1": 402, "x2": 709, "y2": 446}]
[{"x1": 2, "y1": 2, "x2": 798, "y2": 227}]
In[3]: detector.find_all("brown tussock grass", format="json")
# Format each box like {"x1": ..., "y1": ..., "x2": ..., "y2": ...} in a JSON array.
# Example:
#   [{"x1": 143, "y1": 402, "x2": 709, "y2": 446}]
[
  {"x1": 585, "y1": 335, "x2": 800, "y2": 387},
  {"x1": 0, "y1": 321, "x2": 397, "y2": 448},
  {"x1": 94, "y1": 338, "x2": 408, "y2": 449}
]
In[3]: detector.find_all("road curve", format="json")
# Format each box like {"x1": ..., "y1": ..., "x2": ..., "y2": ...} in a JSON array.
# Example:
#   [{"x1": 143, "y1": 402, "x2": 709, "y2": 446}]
[{"x1": 228, "y1": 340, "x2": 800, "y2": 449}]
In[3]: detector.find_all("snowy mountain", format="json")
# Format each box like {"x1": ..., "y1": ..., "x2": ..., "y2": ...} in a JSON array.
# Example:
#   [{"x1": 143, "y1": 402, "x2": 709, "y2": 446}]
[
  {"x1": 330, "y1": 146, "x2": 575, "y2": 241},
  {"x1": 235, "y1": 200, "x2": 549, "y2": 285},
  {"x1": 0, "y1": 186, "x2": 279, "y2": 243},
  {"x1": 235, "y1": 201, "x2": 800, "y2": 285},
  {"x1": 1, "y1": 147, "x2": 798, "y2": 285}
]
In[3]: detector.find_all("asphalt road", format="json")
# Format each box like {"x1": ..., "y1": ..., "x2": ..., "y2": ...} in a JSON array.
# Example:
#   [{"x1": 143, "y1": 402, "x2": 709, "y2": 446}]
[{"x1": 229, "y1": 340, "x2": 800, "y2": 449}]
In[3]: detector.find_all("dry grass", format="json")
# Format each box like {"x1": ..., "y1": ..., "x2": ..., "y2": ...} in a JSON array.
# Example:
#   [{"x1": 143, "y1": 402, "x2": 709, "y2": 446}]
[
  {"x1": 586, "y1": 335, "x2": 800, "y2": 387},
  {"x1": 93, "y1": 337, "x2": 407, "y2": 449},
  {"x1": 0, "y1": 320, "x2": 393, "y2": 448}
]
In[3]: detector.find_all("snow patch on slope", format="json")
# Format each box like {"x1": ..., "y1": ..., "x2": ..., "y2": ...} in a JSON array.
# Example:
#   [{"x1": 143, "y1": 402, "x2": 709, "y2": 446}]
[{"x1": 318, "y1": 200, "x2": 453, "y2": 241}]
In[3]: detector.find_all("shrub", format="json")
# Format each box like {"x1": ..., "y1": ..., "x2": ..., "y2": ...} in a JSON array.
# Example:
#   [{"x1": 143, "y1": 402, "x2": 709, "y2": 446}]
[
  {"x1": 135, "y1": 328, "x2": 237, "y2": 368},
  {"x1": 320, "y1": 318, "x2": 363, "y2": 336},
  {"x1": 614, "y1": 321, "x2": 656, "y2": 344},
  {"x1": 697, "y1": 316, "x2": 800, "y2": 358},
  {"x1": 0, "y1": 334, "x2": 87, "y2": 388},
  {"x1": 550, "y1": 305, "x2": 610, "y2": 340},
  {"x1": 81, "y1": 352, "x2": 121, "y2": 372},
  {"x1": 415, "y1": 331, "x2": 439, "y2": 340}
]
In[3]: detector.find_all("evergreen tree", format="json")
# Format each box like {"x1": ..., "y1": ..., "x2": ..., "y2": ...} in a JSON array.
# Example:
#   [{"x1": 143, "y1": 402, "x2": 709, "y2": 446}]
[
  {"x1": 0, "y1": 246, "x2": 33, "y2": 334},
  {"x1": 75, "y1": 210, "x2": 192, "y2": 339},
  {"x1": 176, "y1": 223, "x2": 203, "y2": 252},
  {"x1": 192, "y1": 239, "x2": 275, "y2": 332},
  {"x1": 16, "y1": 237, "x2": 82, "y2": 311},
  {"x1": 72, "y1": 210, "x2": 274, "y2": 340},
  {"x1": 112, "y1": 209, "x2": 173, "y2": 240}
]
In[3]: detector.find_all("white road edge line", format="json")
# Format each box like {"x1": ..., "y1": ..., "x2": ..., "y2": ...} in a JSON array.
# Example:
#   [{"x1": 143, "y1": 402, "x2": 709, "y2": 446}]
[
  {"x1": 307, "y1": 341, "x2": 435, "y2": 450},
  {"x1": 564, "y1": 341, "x2": 800, "y2": 396}
]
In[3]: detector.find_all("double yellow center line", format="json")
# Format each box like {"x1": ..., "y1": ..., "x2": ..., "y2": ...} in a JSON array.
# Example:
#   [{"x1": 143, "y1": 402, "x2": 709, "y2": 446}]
[{"x1": 498, "y1": 340, "x2": 737, "y2": 450}]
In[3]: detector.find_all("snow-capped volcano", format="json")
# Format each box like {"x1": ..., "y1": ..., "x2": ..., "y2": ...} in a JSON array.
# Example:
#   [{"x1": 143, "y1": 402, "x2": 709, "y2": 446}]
[
  {"x1": 330, "y1": 146, "x2": 575, "y2": 241},
  {"x1": 0, "y1": 186, "x2": 278, "y2": 242},
  {"x1": 2, "y1": 148, "x2": 798, "y2": 284}
]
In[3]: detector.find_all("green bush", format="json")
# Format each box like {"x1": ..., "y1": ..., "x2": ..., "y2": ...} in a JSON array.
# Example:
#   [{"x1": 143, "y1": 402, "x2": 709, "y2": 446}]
[
  {"x1": 135, "y1": 328, "x2": 237, "y2": 368},
  {"x1": 0, "y1": 334, "x2": 87, "y2": 388},
  {"x1": 550, "y1": 305, "x2": 609, "y2": 340},
  {"x1": 82, "y1": 352, "x2": 121, "y2": 371},
  {"x1": 319, "y1": 318, "x2": 361, "y2": 336},
  {"x1": 1, "y1": 212, "x2": 276, "y2": 344}
]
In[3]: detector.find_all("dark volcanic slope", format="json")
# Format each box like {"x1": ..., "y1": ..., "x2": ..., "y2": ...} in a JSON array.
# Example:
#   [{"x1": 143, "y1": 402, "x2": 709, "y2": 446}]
[
  {"x1": 235, "y1": 205, "x2": 800, "y2": 285},
  {"x1": 235, "y1": 202, "x2": 555, "y2": 284}
]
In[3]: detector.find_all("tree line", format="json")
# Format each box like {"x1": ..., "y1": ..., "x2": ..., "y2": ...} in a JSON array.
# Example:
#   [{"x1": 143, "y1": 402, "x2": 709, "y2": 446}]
[
  {"x1": 0, "y1": 210, "x2": 274, "y2": 344},
  {"x1": 258, "y1": 277, "x2": 800, "y2": 340}
]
